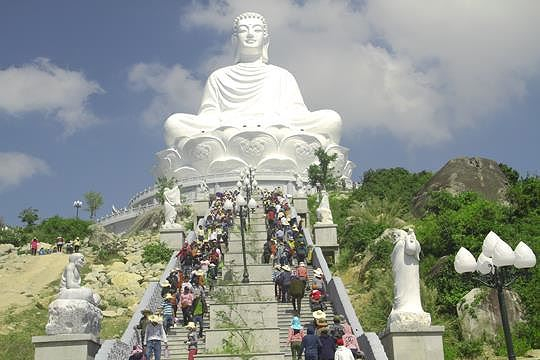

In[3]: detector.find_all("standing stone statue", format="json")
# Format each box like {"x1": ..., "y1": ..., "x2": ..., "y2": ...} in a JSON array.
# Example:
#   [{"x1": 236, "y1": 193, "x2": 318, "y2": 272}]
[
  {"x1": 386, "y1": 229, "x2": 431, "y2": 330},
  {"x1": 46, "y1": 253, "x2": 102, "y2": 336},
  {"x1": 316, "y1": 191, "x2": 333, "y2": 224},
  {"x1": 163, "y1": 186, "x2": 182, "y2": 229}
]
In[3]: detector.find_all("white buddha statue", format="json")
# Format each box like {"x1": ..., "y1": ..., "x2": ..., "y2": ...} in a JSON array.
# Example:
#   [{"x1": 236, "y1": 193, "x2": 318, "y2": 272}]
[{"x1": 164, "y1": 12, "x2": 342, "y2": 149}]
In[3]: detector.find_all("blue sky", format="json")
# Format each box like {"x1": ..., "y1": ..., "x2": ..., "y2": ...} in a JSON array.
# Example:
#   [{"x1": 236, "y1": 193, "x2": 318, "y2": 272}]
[{"x1": 1, "y1": 0, "x2": 539, "y2": 225}]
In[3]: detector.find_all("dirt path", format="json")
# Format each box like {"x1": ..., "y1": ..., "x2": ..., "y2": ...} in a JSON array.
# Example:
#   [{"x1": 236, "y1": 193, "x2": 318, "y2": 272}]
[{"x1": 0, "y1": 253, "x2": 68, "y2": 311}]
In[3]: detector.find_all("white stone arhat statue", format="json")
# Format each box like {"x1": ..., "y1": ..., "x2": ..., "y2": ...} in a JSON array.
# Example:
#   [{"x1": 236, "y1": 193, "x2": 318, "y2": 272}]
[
  {"x1": 386, "y1": 229, "x2": 431, "y2": 330},
  {"x1": 162, "y1": 186, "x2": 182, "y2": 229},
  {"x1": 316, "y1": 190, "x2": 334, "y2": 224},
  {"x1": 46, "y1": 253, "x2": 102, "y2": 336},
  {"x1": 156, "y1": 11, "x2": 354, "y2": 183}
]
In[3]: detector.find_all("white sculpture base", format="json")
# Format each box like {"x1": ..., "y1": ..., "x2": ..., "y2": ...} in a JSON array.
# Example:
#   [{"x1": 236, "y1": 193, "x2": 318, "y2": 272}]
[
  {"x1": 32, "y1": 333, "x2": 100, "y2": 360},
  {"x1": 46, "y1": 299, "x2": 102, "y2": 337},
  {"x1": 313, "y1": 223, "x2": 338, "y2": 248},
  {"x1": 293, "y1": 196, "x2": 309, "y2": 224},
  {"x1": 193, "y1": 199, "x2": 209, "y2": 227},
  {"x1": 160, "y1": 228, "x2": 185, "y2": 250},
  {"x1": 380, "y1": 325, "x2": 444, "y2": 360}
]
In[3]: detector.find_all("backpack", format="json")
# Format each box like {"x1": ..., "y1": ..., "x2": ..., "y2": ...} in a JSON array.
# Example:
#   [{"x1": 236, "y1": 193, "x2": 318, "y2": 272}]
[
  {"x1": 329, "y1": 324, "x2": 345, "y2": 339},
  {"x1": 289, "y1": 278, "x2": 305, "y2": 298}
]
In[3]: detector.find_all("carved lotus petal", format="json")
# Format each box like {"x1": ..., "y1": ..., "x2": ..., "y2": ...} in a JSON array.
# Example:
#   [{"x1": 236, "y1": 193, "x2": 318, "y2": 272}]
[
  {"x1": 182, "y1": 136, "x2": 226, "y2": 176},
  {"x1": 281, "y1": 134, "x2": 322, "y2": 166},
  {"x1": 208, "y1": 158, "x2": 248, "y2": 174},
  {"x1": 257, "y1": 156, "x2": 297, "y2": 172},
  {"x1": 492, "y1": 239, "x2": 515, "y2": 267},
  {"x1": 454, "y1": 247, "x2": 477, "y2": 274},
  {"x1": 514, "y1": 242, "x2": 536, "y2": 269},
  {"x1": 173, "y1": 166, "x2": 201, "y2": 180},
  {"x1": 476, "y1": 252, "x2": 493, "y2": 275},
  {"x1": 229, "y1": 131, "x2": 278, "y2": 166},
  {"x1": 482, "y1": 231, "x2": 502, "y2": 258}
]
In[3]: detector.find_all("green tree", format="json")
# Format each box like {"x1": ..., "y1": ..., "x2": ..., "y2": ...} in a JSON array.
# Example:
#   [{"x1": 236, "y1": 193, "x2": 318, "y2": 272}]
[
  {"x1": 307, "y1": 147, "x2": 338, "y2": 190},
  {"x1": 18, "y1": 207, "x2": 39, "y2": 226},
  {"x1": 498, "y1": 162, "x2": 520, "y2": 186},
  {"x1": 84, "y1": 191, "x2": 103, "y2": 220},
  {"x1": 155, "y1": 176, "x2": 176, "y2": 205}
]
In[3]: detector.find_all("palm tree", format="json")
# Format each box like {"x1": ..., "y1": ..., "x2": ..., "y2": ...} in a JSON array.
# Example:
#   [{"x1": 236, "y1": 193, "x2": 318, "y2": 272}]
[{"x1": 84, "y1": 191, "x2": 104, "y2": 220}]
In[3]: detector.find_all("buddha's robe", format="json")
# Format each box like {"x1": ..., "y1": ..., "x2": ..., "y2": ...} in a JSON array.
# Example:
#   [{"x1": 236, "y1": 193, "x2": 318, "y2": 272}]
[{"x1": 164, "y1": 62, "x2": 342, "y2": 147}]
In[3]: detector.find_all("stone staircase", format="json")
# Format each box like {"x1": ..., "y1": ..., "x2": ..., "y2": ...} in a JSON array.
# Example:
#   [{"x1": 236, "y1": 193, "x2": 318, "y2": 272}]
[
  {"x1": 161, "y1": 207, "x2": 336, "y2": 359},
  {"x1": 277, "y1": 266, "x2": 335, "y2": 359}
]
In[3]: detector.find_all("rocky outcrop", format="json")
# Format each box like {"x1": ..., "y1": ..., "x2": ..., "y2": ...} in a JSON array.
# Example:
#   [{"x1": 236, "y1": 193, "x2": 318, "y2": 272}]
[
  {"x1": 411, "y1": 157, "x2": 510, "y2": 216},
  {"x1": 457, "y1": 288, "x2": 524, "y2": 341}
]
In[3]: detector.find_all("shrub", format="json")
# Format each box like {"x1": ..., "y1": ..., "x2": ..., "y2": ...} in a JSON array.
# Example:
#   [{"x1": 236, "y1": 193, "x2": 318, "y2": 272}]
[{"x1": 142, "y1": 242, "x2": 172, "y2": 264}]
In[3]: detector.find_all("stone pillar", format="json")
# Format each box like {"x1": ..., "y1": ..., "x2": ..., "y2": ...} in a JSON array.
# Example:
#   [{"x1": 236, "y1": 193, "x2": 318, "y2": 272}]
[
  {"x1": 293, "y1": 196, "x2": 309, "y2": 226},
  {"x1": 193, "y1": 199, "x2": 209, "y2": 228},
  {"x1": 380, "y1": 325, "x2": 445, "y2": 360},
  {"x1": 32, "y1": 333, "x2": 101, "y2": 360},
  {"x1": 160, "y1": 226, "x2": 185, "y2": 250},
  {"x1": 313, "y1": 223, "x2": 339, "y2": 264}
]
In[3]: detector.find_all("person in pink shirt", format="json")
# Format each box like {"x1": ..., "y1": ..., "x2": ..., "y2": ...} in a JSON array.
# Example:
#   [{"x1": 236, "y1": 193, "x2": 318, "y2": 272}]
[
  {"x1": 179, "y1": 287, "x2": 194, "y2": 326},
  {"x1": 287, "y1": 316, "x2": 305, "y2": 359}
]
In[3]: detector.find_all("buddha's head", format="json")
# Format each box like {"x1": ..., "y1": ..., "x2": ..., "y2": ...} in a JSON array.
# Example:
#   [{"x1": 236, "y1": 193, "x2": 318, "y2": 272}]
[{"x1": 233, "y1": 12, "x2": 269, "y2": 63}]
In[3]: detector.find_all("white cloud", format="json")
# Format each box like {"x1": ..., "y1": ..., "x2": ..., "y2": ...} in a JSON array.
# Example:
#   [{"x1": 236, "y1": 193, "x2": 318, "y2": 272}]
[
  {"x1": 128, "y1": 63, "x2": 204, "y2": 128},
  {"x1": 139, "y1": 0, "x2": 540, "y2": 146},
  {"x1": 0, "y1": 58, "x2": 104, "y2": 135},
  {"x1": 0, "y1": 152, "x2": 51, "y2": 191}
]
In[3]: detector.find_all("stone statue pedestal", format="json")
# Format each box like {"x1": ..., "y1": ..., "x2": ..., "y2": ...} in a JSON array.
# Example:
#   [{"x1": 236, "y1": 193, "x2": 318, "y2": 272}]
[
  {"x1": 46, "y1": 299, "x2": 102, "y2": 336},
  {"x1": 313, "y1": 223, "x2": 339, "y2": 264},
  {"x1": 193, "y1": 199, "x2": 209, "y2": 227},
  {"x1": 32, "y1": 333, "x2": 101, "y2": 360},
  {"x1": 160, "y1": 226, "x2": 185, "y2": 250},
  {"x1": 293, "y1": 195, "x2": 309, "y2": 224},
  {"x1": 380, "y1": 325, "x2": 445, "y2": 360}
]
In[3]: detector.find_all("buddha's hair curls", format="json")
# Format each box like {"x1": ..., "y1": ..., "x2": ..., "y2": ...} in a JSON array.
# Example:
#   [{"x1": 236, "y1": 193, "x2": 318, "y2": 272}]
[{"x1": 233, "y1": 12, "x2": 269, "y2": 37}]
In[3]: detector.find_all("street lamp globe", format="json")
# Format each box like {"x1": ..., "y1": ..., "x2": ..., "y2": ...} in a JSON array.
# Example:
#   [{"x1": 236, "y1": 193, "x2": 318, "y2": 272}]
[
  {"x1": 236, "y1": 194, "x2": 247, "y2": 207},
  {"x1": 248, "y1": 198, "x2": 257, "y2": 210}
]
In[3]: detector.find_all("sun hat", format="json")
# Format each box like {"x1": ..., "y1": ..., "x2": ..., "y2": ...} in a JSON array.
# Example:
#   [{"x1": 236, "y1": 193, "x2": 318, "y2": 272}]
[
  {"x1": 282, "y1": 265, "x2": 291, "y2": 272},
  {"x1": 274, "y1": 264, "x2": 282, "y2": 270},
  {"x1": 149, "y1": 314, "x2": 162, "y2": 323},
  {"x1": 165, "y1": 293, "x2": 174, "y2": 300},
  {"x1": 195, "y1": 269, "x2": 205, "y2": 276},
  {"x1": 185, "y1": 321, "x2": 196, "y2": 329},
  {"x1": 333, "y1": 314, "x2": 342, "y2": 323},
  {"x1": 291, "y1": 316, "x2": 303, "y2": 330},
  {"x1": 140, "y1": 308, "x2": 152, "y2": 315},
  {"x1": 160, "y1": 281, "x2": 171, "y2": 287},
  {"x1": 312, "y1": 310, "x2": 326, "y2": 320},
  {"x1": 298, "y1": 262, "x2": 306, "y2": 267}
]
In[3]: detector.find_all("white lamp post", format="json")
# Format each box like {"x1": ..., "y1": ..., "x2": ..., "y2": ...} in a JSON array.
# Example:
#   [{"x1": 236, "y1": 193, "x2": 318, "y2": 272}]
[
  {"x1": 236, "y1": 193, "x2": 250, "y2": 283},
  {"x1": 454, "y1": 231, "x2": 536, "y2": 360},
  {"x1": 73, "y1": 200, "x2": 83, "y2": 219}
]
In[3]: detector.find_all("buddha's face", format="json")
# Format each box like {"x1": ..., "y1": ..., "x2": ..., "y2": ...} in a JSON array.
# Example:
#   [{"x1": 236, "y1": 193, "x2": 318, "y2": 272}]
[{"x1": 236, "y1": 17, "x2": 265, "y2": 54}]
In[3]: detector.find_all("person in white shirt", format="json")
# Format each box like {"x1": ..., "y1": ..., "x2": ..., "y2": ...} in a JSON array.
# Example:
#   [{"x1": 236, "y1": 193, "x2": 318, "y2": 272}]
[{"x1": 144, "y1": 314, "x2": 168, "y2": 360}]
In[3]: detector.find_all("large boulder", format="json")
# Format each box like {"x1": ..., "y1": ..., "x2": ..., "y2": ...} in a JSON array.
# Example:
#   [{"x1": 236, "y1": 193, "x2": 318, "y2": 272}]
[
  {"x1": 457, "y1": 288, "x2": 524, "y2": 341},
  {"x1": 411, "y1": 157, "x2": 510, "y2": 216},
  {"x1": 0, "y1": 243, "x2": 16, "y2": 256},
  {"x1": 110, "y1": 272, "x2": 142, "y2": 291}
]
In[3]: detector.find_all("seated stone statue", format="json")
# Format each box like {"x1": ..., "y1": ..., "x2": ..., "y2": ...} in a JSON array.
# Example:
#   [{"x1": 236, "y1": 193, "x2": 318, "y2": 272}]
[
  {"x1": 58, "y1": 253, "x2": 101, "y2": 306},
  {"x1": 164, "y1": 12, "x2": 342, "y2": 149},
  {"x1": 46, "y1": 253, "x2": 102, "y2": 336}
]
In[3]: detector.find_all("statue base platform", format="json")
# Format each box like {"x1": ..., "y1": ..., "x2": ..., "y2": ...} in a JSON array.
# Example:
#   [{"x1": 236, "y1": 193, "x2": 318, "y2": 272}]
[
  {"x1": 193, "y1": 199, "x2": 209, "y2": 226},
  {"x1": 380, "y1": 325, "x2": 445, "y2": 360},
  {"x1": 46, "y1": 299, "x2": 102, "y2": 337},
  {"x1": 160, "y1": 227, "x2": 185, "y2": 250},
  {"x1": 313, "y1": 223, "x2": 338, "y2": 248},
  {"x1": 293, "y1": 195, "x2": 309, "y2": 223},
  {"x1": 313, "y1": 223, "x2": 339, "y2": 265},
  {"x1": 32, "y1": 333, "x2": 101, "y2": 360}
]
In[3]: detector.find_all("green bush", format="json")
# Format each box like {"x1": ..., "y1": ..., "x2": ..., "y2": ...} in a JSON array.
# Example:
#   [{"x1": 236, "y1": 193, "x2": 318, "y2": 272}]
[
  {"x1": 142, "y1": 242, "x2": 173, "y2": 264},
  {"x1": 31, "y1": 216, "x2": 92, "y2": 244}
]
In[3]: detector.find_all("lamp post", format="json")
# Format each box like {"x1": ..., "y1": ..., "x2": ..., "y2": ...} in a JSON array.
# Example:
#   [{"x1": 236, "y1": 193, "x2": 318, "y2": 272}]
[
  {"x1": 454, "y1": 231, "x2": 537, "y2": 360},
  {"x1": 239, "y1": 167, "x2": 257, "y2": 227},
  {"x1": 236, "y1": 193, "x2": 250, "y2": 283},
  {"x1": 73, "y1": 200, "x2": 83, "y2": 219}
]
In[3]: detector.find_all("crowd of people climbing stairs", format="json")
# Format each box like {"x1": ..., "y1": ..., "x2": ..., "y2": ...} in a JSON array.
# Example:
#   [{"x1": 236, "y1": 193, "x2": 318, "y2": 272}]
[{"x1": 130, "y1": 187, "x2": 364, "y2": 360}]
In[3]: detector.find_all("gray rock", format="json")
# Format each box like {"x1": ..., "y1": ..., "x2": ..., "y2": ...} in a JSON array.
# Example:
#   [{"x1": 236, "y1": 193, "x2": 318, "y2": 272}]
[
  {"x1": 457, "y1": 288, "x2": 524, "y2": 341},
  {"x1": 0, "y1": 244, "x2": 16, "y2": 256},
  {"x1": 411, "y1": 157, "x2": 510, "y2": 216}
]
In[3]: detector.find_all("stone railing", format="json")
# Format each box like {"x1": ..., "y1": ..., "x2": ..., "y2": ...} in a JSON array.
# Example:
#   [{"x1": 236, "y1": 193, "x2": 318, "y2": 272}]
[
  {"x1": 97, "y1": 202, "x2": 160, "y2": 226},
  {"x1": 94, "y1": 235, "x2": 184, "y2": 360},
  {"x1": 304, "y1": 229, "x2": 388, "y2": 360}
]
